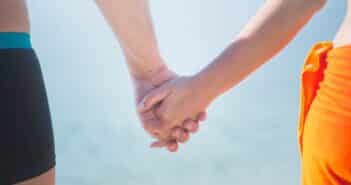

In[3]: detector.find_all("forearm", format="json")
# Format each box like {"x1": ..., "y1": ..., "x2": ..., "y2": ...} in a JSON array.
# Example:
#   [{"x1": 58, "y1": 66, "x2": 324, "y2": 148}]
[
  {"x1": 95, "y1": 0, "x2": 165, "y2": 80},
  {"x1": 193, "y1": 0, "x2": 326, "y2": 99}
]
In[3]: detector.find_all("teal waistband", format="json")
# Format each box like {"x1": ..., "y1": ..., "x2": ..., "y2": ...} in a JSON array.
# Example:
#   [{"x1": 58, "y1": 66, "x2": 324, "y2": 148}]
[{"x1": 0, "y1": 32, "x2": 32, "y2": 49}]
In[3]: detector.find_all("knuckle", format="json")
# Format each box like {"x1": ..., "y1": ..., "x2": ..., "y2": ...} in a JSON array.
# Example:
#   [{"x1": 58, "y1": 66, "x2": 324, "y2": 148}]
[
  {"x1": 159, "y1": 111, "x2": 172, "y2": 123},
  {"x1": 185, "y1": 124, "x2": 192, "y2": 130},
  {"x1": 143, "y1": 122, "x2": 157, "y2": 133},
  {"x1": 159, "y1": 106, "x2": 171, "y2": 118},
  {"x1": 159, "y1": 131, "x2": 171, "y2": 141}
]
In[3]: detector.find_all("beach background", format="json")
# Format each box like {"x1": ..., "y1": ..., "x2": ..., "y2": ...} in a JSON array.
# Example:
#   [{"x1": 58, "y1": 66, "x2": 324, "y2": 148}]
[{"x1": 27, "y1": 1, "x2": 345, "y2": 184}]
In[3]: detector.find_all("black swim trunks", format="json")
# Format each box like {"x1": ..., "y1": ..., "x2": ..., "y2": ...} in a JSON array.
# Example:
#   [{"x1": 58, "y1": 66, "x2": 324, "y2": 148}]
[{"x1": 0, "y1": 49, "x2": 56, "y2": 184}]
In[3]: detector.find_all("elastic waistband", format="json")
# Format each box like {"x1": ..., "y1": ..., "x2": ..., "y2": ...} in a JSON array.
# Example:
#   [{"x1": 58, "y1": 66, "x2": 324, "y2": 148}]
[{"x1": 0, "y1": 32, "x2": 32, "y2": 49}]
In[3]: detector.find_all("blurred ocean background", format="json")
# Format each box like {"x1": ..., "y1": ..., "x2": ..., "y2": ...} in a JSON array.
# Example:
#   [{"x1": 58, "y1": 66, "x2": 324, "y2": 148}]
[{"x1": 27, "y1": 1, "x2": 345, "y2": 185}]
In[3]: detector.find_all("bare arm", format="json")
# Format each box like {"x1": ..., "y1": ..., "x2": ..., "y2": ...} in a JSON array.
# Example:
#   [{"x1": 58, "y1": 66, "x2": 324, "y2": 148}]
[
  {"x1": 137, "y1": 0, "x2": 329, "y2": 129},
  {"x1": 95, "y1": 0, "x2": 166, "y2": 80},
  {"x1": 96, "y1": 0, "x2": 199, "y2": 151},
  {"x1": 194, "y1": 0, "x2": 327, "y2": 98}
]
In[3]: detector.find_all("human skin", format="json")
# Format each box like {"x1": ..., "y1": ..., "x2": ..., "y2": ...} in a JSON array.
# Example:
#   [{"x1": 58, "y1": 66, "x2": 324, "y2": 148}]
[
  {"x1": 95, "y1": 0, "x2": 205, "y2": 148},
  {"x1": 0, "y1": 1, "x2": 56, "y2": 184},
  {"x1": 334, "y1": 1, "x2": 351, "y2": 47},
  {"x1": 1, "y1": 0, "x2": 350, "y2": 184},
  {"x1": 139, "y1": 0, "x2": 345, "y2": 148},
  {"x1": 1, "y1": 0, "x2": 201, "y2": 184},
  {"x1": 0, "y1": 0, "x2": 203, "y2": 151},
  {"x1": 0, "y1": 0, "x2": 29, "y2": 32}
]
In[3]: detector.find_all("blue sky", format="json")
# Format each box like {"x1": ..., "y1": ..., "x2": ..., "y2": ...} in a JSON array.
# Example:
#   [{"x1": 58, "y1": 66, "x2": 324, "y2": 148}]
[{"x1": 27, "y1": 1, "x2": 345, "y2": 184}]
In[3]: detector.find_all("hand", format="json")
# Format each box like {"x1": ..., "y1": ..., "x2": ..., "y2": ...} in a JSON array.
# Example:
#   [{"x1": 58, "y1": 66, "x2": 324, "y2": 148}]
[
  {"x1": 138, "y1": 75, "x2": 213, "y2": 147},
  {"x1": 133, "y1": 67, "x2": 206, "y2": 152}
]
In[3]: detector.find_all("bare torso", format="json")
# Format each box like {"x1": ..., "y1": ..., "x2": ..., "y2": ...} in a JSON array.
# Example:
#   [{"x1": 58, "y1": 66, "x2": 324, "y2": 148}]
[
  {"x1": 334, "y1": 0, "x2": 351, "y2": 47},
  {"x1": 0, "y1": 0, "x2": 349, "y2": 185},
  {"x1": 0, "y1": 0, "x2": 29, "y2": 32}
]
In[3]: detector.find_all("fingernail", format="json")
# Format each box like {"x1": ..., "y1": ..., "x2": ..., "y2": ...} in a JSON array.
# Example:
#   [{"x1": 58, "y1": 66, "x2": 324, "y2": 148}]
[{"x1": 168, "y1": 144, "x2": 178, "y2": 152}]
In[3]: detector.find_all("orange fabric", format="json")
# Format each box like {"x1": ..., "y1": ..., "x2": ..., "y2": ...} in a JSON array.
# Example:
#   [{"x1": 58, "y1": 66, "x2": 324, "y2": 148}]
[
  {"x1": 298, "y1": 42, "x2": 334, "y2": 154},
  {"x1": 298, "y1": 42, "x2": 351, "y2": 185}
]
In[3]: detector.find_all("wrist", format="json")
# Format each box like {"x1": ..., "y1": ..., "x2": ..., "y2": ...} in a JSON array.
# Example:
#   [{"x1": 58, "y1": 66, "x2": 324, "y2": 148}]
[
  {"x1": 132, "y1": 63, "x2": 176, "y2": 86},
  {"x1": 128, "y1": 61, "x2": 165, "y2": 80},
  {"x1": 123, "y1": 49, "x2": 167, "y2": 80},
  {"x1": 188, "y1": 73, "x2": 221, "y2": 105}
]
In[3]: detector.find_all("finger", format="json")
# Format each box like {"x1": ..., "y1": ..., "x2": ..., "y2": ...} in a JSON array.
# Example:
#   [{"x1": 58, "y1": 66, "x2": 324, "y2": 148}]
[
  {"x1": 151, "y1": 140, "x2": 179, "y2": 152},
  {"x1": 150, "y1": 140, "x2": 168, "y2": 148},
  {"x1": 197, "y1": 111, "x2": 207, "y2": 122},
  {"x1": 171, "y1": 127, "x2": 189, "y2": 143},
  {"x1": 142, "y1": 119, "x2": 162, "y2": 137},
  {"x1": 178, "y1": 130, "x2": 189, "y2": 143},
  {"x1": 167, "y1": 141, "x2": 179, "y2": 152},
  {"x1": 138, "y1": 110, "x2": 157, "y2": 122},
  {"x1": 171, "y1": 127, "x2": 184, "y2": 140},
  {"x1": 151, "y1": 131, "x2": 160, "y2": 138},
  {"x1": 183, "y1": 119, "x2": 199, "y2": 133},
  {"x1": 138, "y1": 86, "x2": 171, "y2": 113}
]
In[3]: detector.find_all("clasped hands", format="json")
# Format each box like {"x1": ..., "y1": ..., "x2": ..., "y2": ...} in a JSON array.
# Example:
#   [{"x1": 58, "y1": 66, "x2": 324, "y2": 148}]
[{"x1": 134, "y1": 66, "x2": 213, "y2": 152}]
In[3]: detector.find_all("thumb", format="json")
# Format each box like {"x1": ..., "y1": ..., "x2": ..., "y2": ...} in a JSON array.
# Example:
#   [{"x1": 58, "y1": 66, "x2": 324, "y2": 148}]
[
  {"x1": 150, "y1": 140, "x2": 168, "y2": 148},
  {"x1": 138, "y1": 85, "x2": 171, "y2": 112}
]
